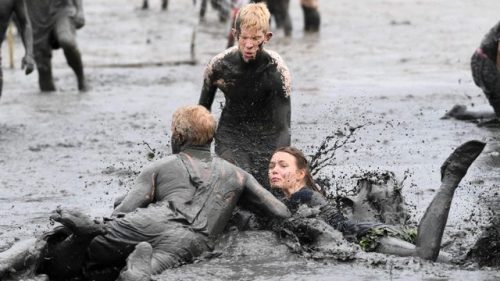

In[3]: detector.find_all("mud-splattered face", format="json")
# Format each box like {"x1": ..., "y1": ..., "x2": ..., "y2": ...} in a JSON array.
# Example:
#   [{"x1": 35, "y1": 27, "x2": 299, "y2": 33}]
[
  {"x1": 268, "y1": 151, "x2": 306, "y2": 196},
  {"x1": 234, "y1": 27, "x2": 272, "y2": 62}
]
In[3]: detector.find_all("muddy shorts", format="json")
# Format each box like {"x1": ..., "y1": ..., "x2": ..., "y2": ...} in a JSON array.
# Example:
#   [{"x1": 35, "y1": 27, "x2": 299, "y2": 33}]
[{"x1": 87, "y1": 220, "x2": 210, "y2": 274}]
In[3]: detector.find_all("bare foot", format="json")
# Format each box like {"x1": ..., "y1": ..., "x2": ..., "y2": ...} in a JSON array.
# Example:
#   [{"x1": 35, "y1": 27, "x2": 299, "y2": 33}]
[
  {"x1": 50, "y1": 207, "x2": 106, "y2": 237},
  {"x1": 440, "y1": 140, "x2": 486, "y2": 182},
  {"x1": 117, "y1": 242, "x2": 153, "y2": 281}
]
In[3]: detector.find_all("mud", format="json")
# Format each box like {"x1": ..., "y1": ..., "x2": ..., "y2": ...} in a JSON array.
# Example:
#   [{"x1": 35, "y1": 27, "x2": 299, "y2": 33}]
[{"x1": 1, "y1": 0, "x2": 500, "y2": 280}]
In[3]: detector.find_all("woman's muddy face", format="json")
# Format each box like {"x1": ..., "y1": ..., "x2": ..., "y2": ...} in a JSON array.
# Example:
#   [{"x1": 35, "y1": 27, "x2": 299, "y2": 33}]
[
  {"x1": 236, "y1": 27, "x2": 269, "y2": 62},
  {"x1": 268, "y1": 151, "x2": 305, "y2": 194}
]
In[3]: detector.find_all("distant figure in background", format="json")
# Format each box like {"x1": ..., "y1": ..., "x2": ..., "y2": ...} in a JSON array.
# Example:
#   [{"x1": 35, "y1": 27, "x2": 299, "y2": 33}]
[
  {"x1": 0, "y1": 0, "x2": 35, "y2": 97},
  {"x1": 300, "y1": 0, "x2": 320, "y2": 32},
  {"x1": 200, "y1": 0, "x2": 230, "y2": 22},
  {"x1": 142, "y1": 0, "x2": 168, "y2": 10},
  {"x1": 24, "y1": 0, "x2": 87, "y2": 92},
  {"x1": 444, "y1": 21, "x2": 500, "y2": 126}
]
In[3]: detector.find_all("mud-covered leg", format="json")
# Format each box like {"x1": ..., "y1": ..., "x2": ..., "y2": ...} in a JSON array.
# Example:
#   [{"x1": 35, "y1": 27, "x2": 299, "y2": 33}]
[
  {"x1": 415, "y1": 140, "x2": 486, "y2": 261},
  {"x1": 117, "y1": 242, "x2": 153, "y2": 281},
  {"x1": 142, "y1": 0, "x2": 148, "y2": 10},
  {"x1": 55, "y1": 17, "x2": 87, "y2": 91},
  {"x1": 280, "y1": 0, "x2": 292, "y2": 37},
  {"x1": 199, "y1": 0, "x2": 208, "y2": 21},
  {"x1": 36, "y1": 53, "x2": 56, "y2": 92},
  {"x1": 150, "y1": 228, "x2": 209, "y2": 274},
  {"x1": 161, "y1": 0, "x2": 168, "y2": 10}
]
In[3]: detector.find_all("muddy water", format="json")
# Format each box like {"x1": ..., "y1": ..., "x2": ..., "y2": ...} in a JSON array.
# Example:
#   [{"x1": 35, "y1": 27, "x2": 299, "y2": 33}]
[{"x1": 1, "y1": 0, "x2": 500, "y2": 280}]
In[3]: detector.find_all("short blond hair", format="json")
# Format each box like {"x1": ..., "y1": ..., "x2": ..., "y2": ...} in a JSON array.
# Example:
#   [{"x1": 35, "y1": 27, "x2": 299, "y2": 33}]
[
  {"x1": 234, "y1": 3, "x2": 270, "y2": 33},
  {"x1": 171, "y1": 105, "x2": 216, "y2": 146}
]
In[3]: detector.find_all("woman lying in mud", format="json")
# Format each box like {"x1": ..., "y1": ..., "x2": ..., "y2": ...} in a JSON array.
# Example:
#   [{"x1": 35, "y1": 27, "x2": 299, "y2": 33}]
[{"x1": 268, "y1": 141, "x2": 486, "y2": 261}]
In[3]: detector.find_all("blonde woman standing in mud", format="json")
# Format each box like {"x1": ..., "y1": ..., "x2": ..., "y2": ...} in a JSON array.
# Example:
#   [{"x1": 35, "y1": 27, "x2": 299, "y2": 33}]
[
  {"x1": 268, "y1": 142, "x2": 485, "y2": 261},
  {"x1": 199, "y1": 2, "x2": 291, "y2": 189}
]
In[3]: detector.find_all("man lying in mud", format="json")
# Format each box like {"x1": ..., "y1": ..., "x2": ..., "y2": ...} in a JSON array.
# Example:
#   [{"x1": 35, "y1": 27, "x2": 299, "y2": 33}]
[
  {"x1": 0, "y1": 105, "x2": 290, "y2": 281},
  {"x1": 443, "y1": 21, "x2": 500, "y2": 127},
  {"x1": 268, "y1": 141, "x2": 485, "y2": 261},
  {"x1": 199, "y1": 2, "x2": 291, "y2": 188},
  {"x1": 0, "y1": 0, "x2": 35, "y2": 97}
]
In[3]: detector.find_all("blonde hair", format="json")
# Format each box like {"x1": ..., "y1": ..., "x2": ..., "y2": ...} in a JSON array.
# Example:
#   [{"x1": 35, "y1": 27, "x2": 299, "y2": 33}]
[
  {"x1": 234, "y1": 3, "x2": 270, "y2": 33},
  {"x1": 171, "y1": 105, "x2": 216, "y2": 146}
]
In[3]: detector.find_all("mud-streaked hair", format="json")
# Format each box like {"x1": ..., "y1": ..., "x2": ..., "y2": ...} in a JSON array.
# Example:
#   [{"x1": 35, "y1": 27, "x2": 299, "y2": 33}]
[
  {"x1": 234, "y1": 3, "x2": 270, "y2": 33},
  {"x1": 272, "y1": 146, "x2": 325, "y2": 196},
  {"x1": 171, "y1": 105, "x2": 216, "y2": 146}
]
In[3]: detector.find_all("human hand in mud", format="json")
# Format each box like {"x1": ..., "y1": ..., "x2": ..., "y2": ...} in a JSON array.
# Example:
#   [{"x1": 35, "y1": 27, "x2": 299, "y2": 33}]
[
  {"x1": 21, "y1": 55, "x2": 35, "y2": 75},
  {"x1": 50, "y1": 207, "x2": 108, "y2": 237},
  {"x1": 73, "y1": 11, "x2": 85, "y2": 29}
]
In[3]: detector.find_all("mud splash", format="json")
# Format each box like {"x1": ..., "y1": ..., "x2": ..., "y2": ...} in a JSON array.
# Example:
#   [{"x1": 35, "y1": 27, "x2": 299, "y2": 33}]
[{"x1": 1, "y1": 0, "x2": 500, "y2": 280}]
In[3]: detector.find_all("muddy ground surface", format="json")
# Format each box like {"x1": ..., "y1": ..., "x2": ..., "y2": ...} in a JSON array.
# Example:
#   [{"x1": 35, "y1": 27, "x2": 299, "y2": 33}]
[{"x1": 1, "y1": 0, "x2": 500, "y2": 280}]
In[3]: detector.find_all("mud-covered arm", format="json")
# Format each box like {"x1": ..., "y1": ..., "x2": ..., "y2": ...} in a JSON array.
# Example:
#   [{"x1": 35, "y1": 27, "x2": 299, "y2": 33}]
[
  {"x1": 242, "y1": 175, "x2": 291, "y2": 219},
  {"x1": 71, "y1": 0, "x2": 85, "y2": 29},
  {"x1": 14, "y1": 0, "x2": 34, "y2": 74},
  {"x1": 198, "y1": 62, "x2": 218, "y2": 111},
  {"x1": 112, "y1": 166, "x2": 156, "y2": 215}
]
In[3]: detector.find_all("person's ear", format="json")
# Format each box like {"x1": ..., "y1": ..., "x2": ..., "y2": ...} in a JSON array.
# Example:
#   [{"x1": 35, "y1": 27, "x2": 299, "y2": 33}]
[
  {"x1": 264, "y1": 31, "x2": 273, "y2": 43},
  {"x1": 232, "y1": 28, "x2": 238, "y2": 39},
  {"x1": 297, "y1": 169, "x2": 306, "y2": 182}
]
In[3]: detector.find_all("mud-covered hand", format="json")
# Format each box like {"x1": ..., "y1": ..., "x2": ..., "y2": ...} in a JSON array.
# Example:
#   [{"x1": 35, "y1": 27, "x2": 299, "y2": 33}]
[
  {"x1": 73, "y1": 11, "x2": 85, "y2": 29},
  {"x1": 21, "y1": 55, "x2": 35, "y2": 75}
]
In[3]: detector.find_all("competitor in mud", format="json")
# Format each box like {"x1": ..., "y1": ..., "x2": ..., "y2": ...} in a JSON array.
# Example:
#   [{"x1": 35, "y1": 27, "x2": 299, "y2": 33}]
[
  {"x1": 268, "y1": 142, "x2": 486, "y2": 261},
  {"x1": 142, "y1": 0, "x2": 168, "y2": 10},
  {"x1": 0, "y1": 0, "x2": 35, "y2": 97},
  {"x1": 199, "y1": 2, "x2": 291, "y2": 188},
  {"x1": 444, "y1": 21, "x2": 500, "y2": 126},
  {"x1": 0, "y1": 105, "x2": 290, "y2": 281},
  {"x1": 300, "y1": 0, "x2": 320, "y2": 32},
  {"x1": 200, "y1": 0, "x2": 230, "y2": 22},
  {"x1": 23, "y1": 0, "x2": 87, "y2": 92}
]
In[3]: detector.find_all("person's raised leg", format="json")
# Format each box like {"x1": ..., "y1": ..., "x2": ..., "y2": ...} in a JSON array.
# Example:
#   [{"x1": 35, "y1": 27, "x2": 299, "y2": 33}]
[
  {"x1": 415, "y1": 140, "x2": 486, "y2": 261},
  {"x1": 54, "y1": 16, "x2": 87, "y2": 91}
]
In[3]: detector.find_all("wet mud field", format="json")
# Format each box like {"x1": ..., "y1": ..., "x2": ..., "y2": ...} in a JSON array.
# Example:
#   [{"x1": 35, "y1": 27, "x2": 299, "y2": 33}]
[{"x1": 1, "y1": 0, "x2": 500, "y2": 280}]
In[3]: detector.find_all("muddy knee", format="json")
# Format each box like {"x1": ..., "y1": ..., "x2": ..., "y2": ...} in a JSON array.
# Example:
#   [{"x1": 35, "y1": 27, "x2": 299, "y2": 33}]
[{"x1": 117, "y1": 242, "x2": 152, "y2": 281}]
